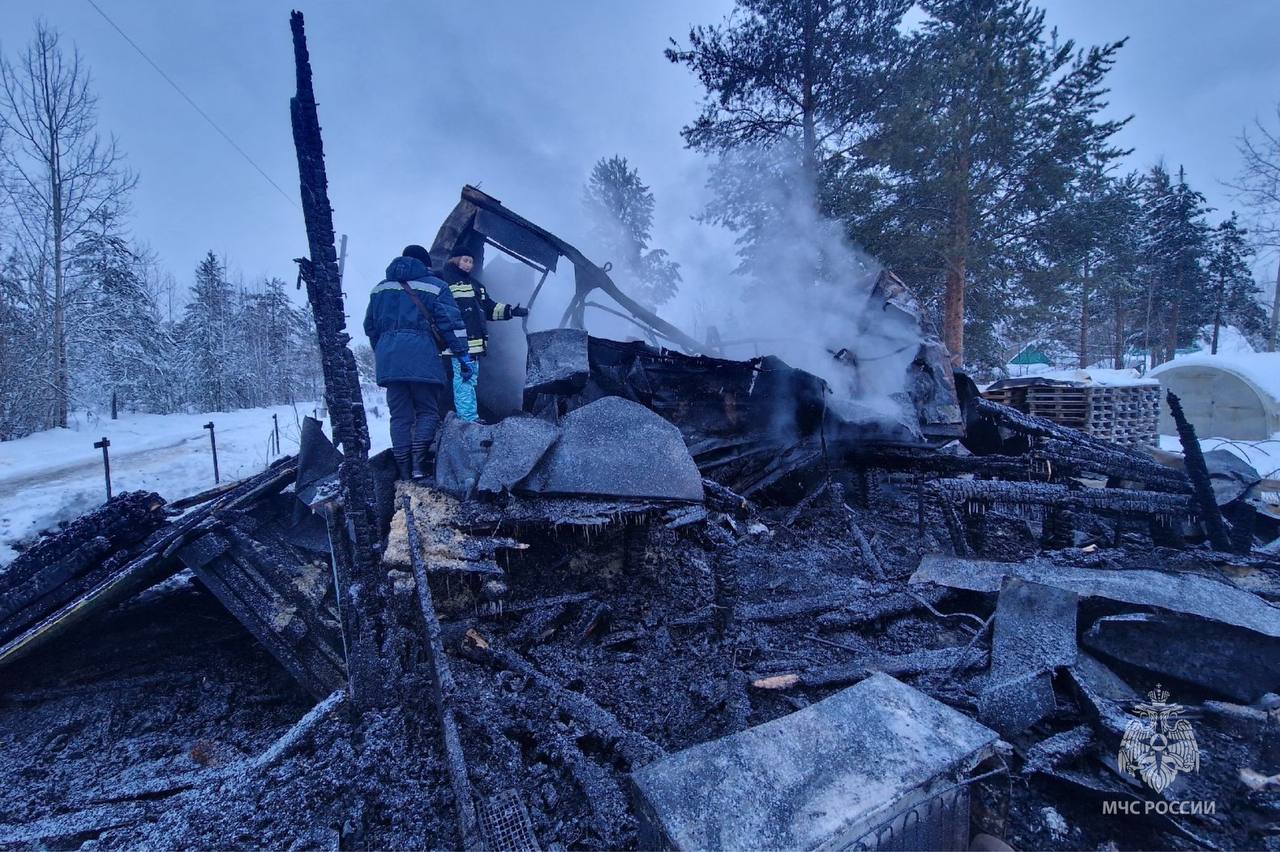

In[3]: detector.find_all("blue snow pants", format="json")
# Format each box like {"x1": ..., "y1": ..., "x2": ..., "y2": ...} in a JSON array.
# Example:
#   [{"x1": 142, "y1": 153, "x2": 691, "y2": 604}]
[{"x1": 452, "y1": 358, "x2": 480, "y2": 423}]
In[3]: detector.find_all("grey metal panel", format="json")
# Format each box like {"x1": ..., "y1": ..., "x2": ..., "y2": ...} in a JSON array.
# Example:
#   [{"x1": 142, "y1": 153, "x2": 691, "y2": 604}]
[{"x1": 1155, "y1": 365, "x2": 1278, "y2": 440}]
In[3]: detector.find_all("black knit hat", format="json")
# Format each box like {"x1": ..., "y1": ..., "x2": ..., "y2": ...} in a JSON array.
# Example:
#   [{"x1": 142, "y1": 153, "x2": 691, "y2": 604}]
[
  {"x1": 401, "y1": 244, "x2": 432, "y2": 265},
  {"x1": 449, "y1": 245, "x2": 474, "y2": 260}
]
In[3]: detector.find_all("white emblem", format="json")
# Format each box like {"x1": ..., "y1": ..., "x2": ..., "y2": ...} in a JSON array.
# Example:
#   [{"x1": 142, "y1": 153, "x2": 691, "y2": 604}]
[{"x1": 1118, "y1": 684, "x2": 1200, "y2": 793}]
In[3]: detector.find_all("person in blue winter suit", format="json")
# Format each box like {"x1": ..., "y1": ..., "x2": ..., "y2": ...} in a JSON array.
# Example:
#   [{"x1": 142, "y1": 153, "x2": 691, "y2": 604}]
[{"x1": 363, "y1": 244, "x2": 475, "y2": 480}]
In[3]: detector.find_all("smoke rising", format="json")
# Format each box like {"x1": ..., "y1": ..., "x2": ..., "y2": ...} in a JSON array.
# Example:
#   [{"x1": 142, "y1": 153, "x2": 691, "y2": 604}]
[{"x1": 582, "y1": 145, "x2": 922, "y2": 418}]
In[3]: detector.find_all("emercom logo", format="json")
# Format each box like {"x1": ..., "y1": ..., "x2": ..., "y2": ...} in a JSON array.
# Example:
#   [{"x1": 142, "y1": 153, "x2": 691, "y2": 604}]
[
  {"x1": 1117, "y1": 684, "x2": 1200, "y2": 793},
  {"x1": 1100, "y1": 684, "x2": 1215, "y2": 818}
]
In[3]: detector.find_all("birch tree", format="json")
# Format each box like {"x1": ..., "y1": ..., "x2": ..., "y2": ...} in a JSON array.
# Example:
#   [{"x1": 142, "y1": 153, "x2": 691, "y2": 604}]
[{"x1": 0, "y1": 22, "x2": 135, "y2": 428}]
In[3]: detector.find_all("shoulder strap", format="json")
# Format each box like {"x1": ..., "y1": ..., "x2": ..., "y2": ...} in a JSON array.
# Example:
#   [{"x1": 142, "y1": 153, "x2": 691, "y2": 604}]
[{"x1": 396, "y1": 279, "x2": 448, "y2": 349}]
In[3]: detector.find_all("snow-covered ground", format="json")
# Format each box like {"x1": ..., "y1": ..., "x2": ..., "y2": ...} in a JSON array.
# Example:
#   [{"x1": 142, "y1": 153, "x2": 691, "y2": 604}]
[{"x1": 0, "y1": 392, "x2": 391, "y2": 565}]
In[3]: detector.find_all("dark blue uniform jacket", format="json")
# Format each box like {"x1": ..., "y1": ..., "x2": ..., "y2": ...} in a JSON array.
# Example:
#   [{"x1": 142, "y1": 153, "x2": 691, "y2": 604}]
[{"x1": 363, "y1": 255, "x2": 470, "y2": 385}]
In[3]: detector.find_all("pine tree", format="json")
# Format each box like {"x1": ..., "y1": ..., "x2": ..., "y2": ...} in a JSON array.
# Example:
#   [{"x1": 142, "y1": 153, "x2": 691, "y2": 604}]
[
  {"x1": 178, "y1": 251, "x2": 236, "y2": 411},
  {"x1": 852, "y1": 0, "x2": 1128, "y2": 367},
  {"x1": 668, "y1": 0, "x2": 909, "y2": 288},
  {"x1": 667, "y1": 0, "x2": 910, "y2": 187},
  {"x1": 1208, "y1": 213, "x2": 1266, "y2": 352},
  {"x1": 1141, "y1": 164, "x2": 1212, "y2": 364},
  {"x1": 70, "y1": 206, "x2": 173, "y2": 416},
  {"x1": 582, "y1": 155, "x2": 681, "y2": 308}
]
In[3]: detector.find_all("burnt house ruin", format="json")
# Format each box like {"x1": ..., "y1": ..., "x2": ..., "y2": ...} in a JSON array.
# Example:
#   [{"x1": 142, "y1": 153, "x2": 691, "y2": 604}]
[{"x1": 4, "y1": 19, "x2": 1280, "y2": 850}]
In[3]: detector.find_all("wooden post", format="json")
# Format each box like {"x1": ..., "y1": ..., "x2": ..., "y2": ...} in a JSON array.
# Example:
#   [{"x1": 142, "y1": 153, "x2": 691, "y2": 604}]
[
  {"x1": 94, "y1": 437, "x2": 112, "y2": 500},
  {"x1": 272, "y1": 412, "x2": 280, "y2": 455},
  {"x1": 289, "y1": 10, "x2": 390, "y2": 711},
  {"x1": 203, "y1": 422, "x2": 220, "y2": 484}
]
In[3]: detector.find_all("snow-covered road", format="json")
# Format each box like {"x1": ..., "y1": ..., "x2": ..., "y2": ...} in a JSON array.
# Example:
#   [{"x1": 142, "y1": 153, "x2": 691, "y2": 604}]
[{"x1": 0, "y1": 395, "x2": 391, "y2": 564}]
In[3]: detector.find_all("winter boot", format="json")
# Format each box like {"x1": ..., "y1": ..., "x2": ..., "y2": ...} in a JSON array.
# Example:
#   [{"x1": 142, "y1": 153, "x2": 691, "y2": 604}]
[
  {"x1": 411, "y1": 441, "x2": 433, "y2": 480},
  {"x1": 393, "y1": 449, "x2": 413, "y2": 482}
]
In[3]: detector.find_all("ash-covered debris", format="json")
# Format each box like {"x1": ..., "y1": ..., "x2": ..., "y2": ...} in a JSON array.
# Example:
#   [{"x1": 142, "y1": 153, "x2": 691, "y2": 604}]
[{"x1": 6, "y1": 208, "x2": 1280, "y2": 850}]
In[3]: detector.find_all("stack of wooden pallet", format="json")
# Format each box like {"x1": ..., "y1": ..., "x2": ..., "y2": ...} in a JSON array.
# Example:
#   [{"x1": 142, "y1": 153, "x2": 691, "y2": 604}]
[{"x1": 983, "y1": 378, "x2": 1159, "y2": 449}]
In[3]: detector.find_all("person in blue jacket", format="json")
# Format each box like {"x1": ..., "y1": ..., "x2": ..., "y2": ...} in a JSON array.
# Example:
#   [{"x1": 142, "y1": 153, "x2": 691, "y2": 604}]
[{"x1": 363, "y1": 244, "x2": 474, "y2": 480}]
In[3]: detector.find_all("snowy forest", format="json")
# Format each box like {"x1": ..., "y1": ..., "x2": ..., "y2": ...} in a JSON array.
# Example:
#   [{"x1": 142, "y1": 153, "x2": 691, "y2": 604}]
[
  {"x1": 0, "y1": 25, "x2": 322, "y2": 441},
  {"x1": 2, "y1": 2, "x2": 1279, "y2": 442}
]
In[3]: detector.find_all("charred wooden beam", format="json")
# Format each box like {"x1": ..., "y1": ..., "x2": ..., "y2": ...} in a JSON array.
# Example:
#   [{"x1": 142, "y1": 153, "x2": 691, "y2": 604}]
[
  {"x1": 0, "y1": 459, "x2": 297, "y2": 671},
  {"x1": 475, "y1": 591, "x2": 595, "y2": 619},
  {"x1": 1166, "y1": 391, "x2": 1233, "y2": 552},
  {"x1": 289, "y1": 11, "x2": 388, "y2": 711},
  {"x1": 0, "y1": 492, "x2": 166, "y2": 640},
  {"x1": 750, "y1": 645, "x2": 989, "y2": 691},
  {"x1": 973, "y1": 398, "x2": 1188, "y2": 492},
  {"x1": 401, "y1": 494, "x2": 479, "y2": 850},
  {"x1": 927, "y1": 478, "x2": 1191, "y2": 518},
  {"x1": 843, "y1": 507, "x2": 886, "y2": 580},
  {"x1": 462, "y1": 629, "x2": 663, "y2": 769},
  {"x1": 178, "y1": 525, "x2": 346, "y2": 700},
  {"x1": 813, "y1": 585, "x2": 947, "y2": 631}
]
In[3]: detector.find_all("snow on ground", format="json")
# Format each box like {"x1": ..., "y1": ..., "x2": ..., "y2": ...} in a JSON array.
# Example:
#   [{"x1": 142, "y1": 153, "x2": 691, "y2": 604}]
[
  {"x1": 997, "y1": 365, "x2": 1156, "y2": 387},
  {"x1": 0, "y1": 390, "x2": 391, "y2": 565}
]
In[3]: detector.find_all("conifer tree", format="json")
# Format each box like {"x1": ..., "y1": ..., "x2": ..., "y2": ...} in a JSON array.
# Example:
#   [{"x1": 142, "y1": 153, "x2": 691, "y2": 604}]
[
  {"x1": 1208, "y1": 213, "x2": 1266, "y2": 351},
  {"x1": 582, "y1": 155, "x2": 681, "y2": 308},
  {"x1": 178, "y1": 251, "x2": 236, "y2": 411}
]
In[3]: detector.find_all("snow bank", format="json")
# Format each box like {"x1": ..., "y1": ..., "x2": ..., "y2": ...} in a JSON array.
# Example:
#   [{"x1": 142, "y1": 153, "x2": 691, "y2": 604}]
[
  {"x1": 992, "y1": 367, "x2": 1156, "y2": 388},
  {"x1": 0, "y1": 393, "x2": 392, "y2": 565},
  {"x1": 1151, "y1": 351, "x2": 1280, "y2": 404}
]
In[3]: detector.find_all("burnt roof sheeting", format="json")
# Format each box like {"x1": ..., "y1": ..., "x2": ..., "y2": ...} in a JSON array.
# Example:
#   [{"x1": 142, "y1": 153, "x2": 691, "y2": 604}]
[
  {"x1": 295, "y1": 416, "x2": 343, "y2": 507},
  {"x1": 912, "y1": 554, "x2": 1280, "y2": 638},
  {"x1": 480, "y1": 417, "x2": 562, "y2": 495},
  {"x1": 521, "y1": 396, "x2": 704, "y2": 503},
  {"x1": 474, "y1": 208, "x2": 560, "y2": 272},
  {"x1": 1083, "y1": 612, "x2": 1280, "y2": 703},
  {"x1": 979, "y1": 577, "x2": 1077, "y2": 734},
  {"x1": 630, "y1": 673, "x2": 998, "y2": 850},
  {"x1": 525, "y1": 329, "x2": 590, "y2": 396},
  {"x1": 434, "y1": 415, "x2": 561, "y2": 498}
]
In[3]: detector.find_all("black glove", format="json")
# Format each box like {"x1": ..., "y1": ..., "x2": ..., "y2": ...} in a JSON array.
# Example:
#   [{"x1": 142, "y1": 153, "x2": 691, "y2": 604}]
[
  {"x1": 458, "y1": 355, "x2": 475, "y2": 381},
  {"x1": 510, "y1": 304, "x2": 530, "y2": 318}
]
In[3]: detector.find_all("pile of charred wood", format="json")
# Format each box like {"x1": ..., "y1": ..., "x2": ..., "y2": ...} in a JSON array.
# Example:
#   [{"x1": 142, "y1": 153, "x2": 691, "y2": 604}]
[
  {"x1": 4, "y1": 15, "x2": 1280, "y2": 845},
  {"x1": 3, "y1": 320, "x2": 1280, "y2": 848}
]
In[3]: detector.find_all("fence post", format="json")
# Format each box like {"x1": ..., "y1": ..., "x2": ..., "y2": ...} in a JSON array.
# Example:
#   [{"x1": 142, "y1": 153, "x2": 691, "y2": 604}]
[
  {"x1": 203, "y1": 421, "x2": 220, "y2": 483},
  {"x1": 94, "y1": 437, "x2": 112, "y2": 500},
  {"x1": 273, "y1": 413, "x2": 280, "y2": 455}
]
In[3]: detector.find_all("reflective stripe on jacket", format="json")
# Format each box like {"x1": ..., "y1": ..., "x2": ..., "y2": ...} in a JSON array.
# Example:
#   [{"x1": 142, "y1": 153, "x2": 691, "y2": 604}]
[
  {"x1": 362, "y1": 255, "x2": 469, "y2": 385},
  {"x1": 440, "y1": 265, "x2": 513, "y2": 355}
]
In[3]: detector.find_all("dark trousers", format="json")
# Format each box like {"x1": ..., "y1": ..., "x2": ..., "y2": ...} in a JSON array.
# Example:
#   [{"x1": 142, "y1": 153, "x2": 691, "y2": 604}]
[{"x1": 385, "y1": 381, "x2": 441, "y2": 458}]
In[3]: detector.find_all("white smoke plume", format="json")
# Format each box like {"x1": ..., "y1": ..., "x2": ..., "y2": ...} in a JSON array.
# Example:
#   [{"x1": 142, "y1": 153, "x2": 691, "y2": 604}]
[{"x1": 619, "y1": 147, "x2": 922, "y2": 418}]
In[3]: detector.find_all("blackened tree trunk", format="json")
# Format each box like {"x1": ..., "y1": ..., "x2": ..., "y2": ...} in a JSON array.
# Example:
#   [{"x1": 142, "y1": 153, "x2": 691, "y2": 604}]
[{"x1": 289, "y1": 11, "x2": 391, "y2": 711}]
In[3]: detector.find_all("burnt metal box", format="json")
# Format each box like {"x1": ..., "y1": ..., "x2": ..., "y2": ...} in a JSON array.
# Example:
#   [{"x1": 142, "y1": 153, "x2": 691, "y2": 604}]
[{"x1": 630, "y1": 673, "x2": 999, "y2": 851}]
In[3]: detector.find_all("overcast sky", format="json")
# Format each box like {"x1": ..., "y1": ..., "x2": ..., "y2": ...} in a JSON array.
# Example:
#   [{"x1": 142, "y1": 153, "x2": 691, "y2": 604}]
[{"x1": 3, "y1": 0, "x2": 1279, "y2": 303}]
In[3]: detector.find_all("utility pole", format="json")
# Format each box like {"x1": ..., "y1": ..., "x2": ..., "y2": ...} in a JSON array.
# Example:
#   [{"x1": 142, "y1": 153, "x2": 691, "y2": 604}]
[{"x1": 289, "y1": 10, "x2": 389, "y2": 711}]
